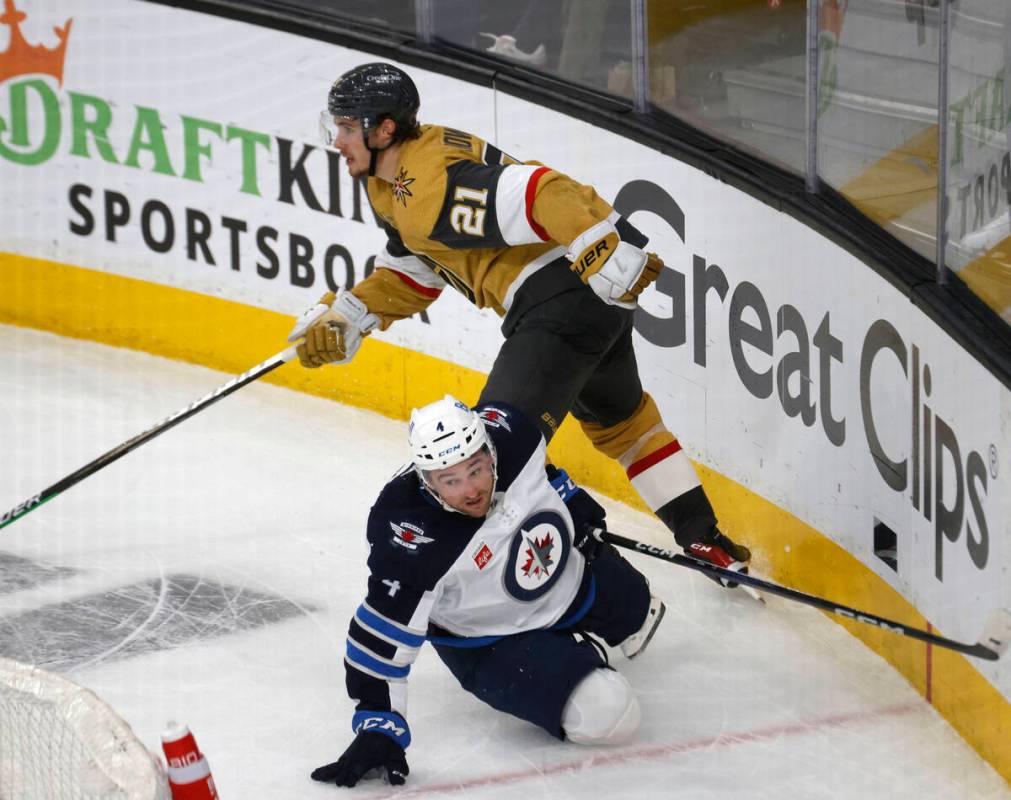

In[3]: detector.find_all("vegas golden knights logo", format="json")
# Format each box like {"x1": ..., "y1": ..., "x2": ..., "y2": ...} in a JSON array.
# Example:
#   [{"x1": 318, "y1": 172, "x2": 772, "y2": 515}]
[{"x1": 392, "y1": 166, "x2": 415, "y2": 206}]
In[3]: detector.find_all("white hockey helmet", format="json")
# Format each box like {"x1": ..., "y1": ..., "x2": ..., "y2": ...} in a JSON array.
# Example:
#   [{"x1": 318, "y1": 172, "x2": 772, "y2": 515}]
[{"x1": 408, "y1": 394, "x2": 491, "y2": 471}]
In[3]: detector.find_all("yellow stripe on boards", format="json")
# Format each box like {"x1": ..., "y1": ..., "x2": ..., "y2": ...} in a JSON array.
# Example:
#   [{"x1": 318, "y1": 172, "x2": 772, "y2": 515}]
[
  {"x1": 835, "y1": 123, "x2": 1009, "y2": 320},
  {"x1": 0, "y1": 251, "x2": 485, "y2": 421},
  {"x1": 839, "y1": 125, "x2": 938, "y2": 228},
  {"x1": 956, "y1": 235, "x2": 1011, "y2": 321},
  {"x1": 1, "y1": 250, "x2": 1007, "y2": 782},
  {"x1": 689, "y1": 464, "x2": 1010, "y2": 781}
]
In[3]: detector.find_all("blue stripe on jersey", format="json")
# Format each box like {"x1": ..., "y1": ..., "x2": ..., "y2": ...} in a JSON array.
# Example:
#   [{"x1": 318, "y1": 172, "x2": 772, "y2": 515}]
[
  {"x1": 553, "y1": 572, "x2": 596, "y2": 630},
  {"x1": 356, "y1": 604, "x2": 426, "y2": 648},
  {"x1": 428, "y1": 575, "x2": 597, "y2": 648},
  {"x1": 346, "y1": 640, "x2": 411, "y2": 679},
  {"x1": 427, "y1": 632, "x2": 505, "y2": 648}
]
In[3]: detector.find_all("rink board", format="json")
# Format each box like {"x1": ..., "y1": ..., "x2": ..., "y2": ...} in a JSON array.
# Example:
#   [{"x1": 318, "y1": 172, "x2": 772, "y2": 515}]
[
  {"x1": 0, "y1": 0, "x2": 1008, "y2": 782},
  {"x1": 3, "y1": 254, "x2": 1009, "y2": 780}
]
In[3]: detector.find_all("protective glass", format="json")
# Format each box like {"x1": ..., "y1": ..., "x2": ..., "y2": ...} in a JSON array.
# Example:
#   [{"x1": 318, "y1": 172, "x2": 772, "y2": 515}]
[{"x1": 318, "y1": 110, "x2": 338, "y2": 148}]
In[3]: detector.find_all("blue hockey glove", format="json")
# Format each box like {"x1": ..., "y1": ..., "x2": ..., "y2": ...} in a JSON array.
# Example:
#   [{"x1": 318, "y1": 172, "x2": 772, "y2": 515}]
[
  {"x1": 547, "y1": 465, "x2": 607, "y2": 560},
  {"x1": 311, "y1": 712, "x2": 410, "y2": 787}
]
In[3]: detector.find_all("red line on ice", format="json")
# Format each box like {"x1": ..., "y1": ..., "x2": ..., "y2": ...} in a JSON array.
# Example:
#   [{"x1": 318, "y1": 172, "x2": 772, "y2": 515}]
[{"x1": 368, "y1": 701, "x2": 922, "y2": 798}]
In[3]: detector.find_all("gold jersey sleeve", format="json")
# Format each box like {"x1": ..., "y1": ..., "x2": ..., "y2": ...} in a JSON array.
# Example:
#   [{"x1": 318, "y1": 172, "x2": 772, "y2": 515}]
[
  {"x1": 359, "y1": 124, "x2": 619, "y2": 318},
  {"x1": 351, "y1": 268, "x2": 441, "y2": 331}
]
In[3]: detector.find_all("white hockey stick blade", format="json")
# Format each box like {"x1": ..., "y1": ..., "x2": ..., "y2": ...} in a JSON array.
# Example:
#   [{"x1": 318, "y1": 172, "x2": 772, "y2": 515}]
[
  {"x1": 978, "y1": 609, "x2": 1011, "y2": 658},
  {"x1": 725, "y1": 561, "x2": 764, "y2": 604}
]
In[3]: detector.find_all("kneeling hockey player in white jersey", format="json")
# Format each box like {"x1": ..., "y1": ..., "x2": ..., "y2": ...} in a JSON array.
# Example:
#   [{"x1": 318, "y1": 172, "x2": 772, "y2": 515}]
[{"x1": 311, "y1": 396, "x2": 666, "y2": 788}]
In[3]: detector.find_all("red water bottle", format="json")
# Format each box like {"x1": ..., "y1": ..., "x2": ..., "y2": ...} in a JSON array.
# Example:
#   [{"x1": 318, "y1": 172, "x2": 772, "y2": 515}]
[{"x1": 161, "y1": 722, "x2": 219, "y2": 799}]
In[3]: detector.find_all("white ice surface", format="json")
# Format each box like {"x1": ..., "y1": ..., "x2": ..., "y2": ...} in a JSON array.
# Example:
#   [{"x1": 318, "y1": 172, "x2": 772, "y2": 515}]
[{"x1": 0, "y1": 324, "x2": 1008, "y2": 800}]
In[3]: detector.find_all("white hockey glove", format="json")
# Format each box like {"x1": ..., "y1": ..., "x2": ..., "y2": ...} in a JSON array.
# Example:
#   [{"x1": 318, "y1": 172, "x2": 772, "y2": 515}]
[
  {"x1": 567, "y1": 220, "x2": 662, "y2": 309},
  {"x1": 288, "y1": 289, "x2": 380, "y2": 368}
]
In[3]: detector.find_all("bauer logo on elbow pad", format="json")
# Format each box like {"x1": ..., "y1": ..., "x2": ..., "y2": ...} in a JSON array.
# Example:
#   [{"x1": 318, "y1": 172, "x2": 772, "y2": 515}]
[{"x1": 572, "y1": 232, "x2": 619, "y2": 277}]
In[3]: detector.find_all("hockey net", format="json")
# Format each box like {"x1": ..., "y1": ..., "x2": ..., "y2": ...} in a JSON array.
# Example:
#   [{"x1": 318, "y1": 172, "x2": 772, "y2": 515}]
[{"x1": 0, "y1": 657, "x2": 170, "y2": 800}]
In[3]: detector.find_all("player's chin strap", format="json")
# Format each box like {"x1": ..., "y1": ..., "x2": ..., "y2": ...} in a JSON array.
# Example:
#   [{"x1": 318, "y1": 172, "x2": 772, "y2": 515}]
[
  {"x1": 418, "y1": 470, "x2": 500, "y2": 516},
  {"x1": 368, "y1": 144, "x2": 379, "y2": 177},
  {"x1": 356, "y1": 121, "x2": 380, "y2": 177},
  {"x1": 416, "y1": 445, "x2": 500, "y2": 516},
  {"x1": 362, "y1": 123, "x2": 391, "y2": 178},
  {"x1": 366, "y1": 138, "x2": 399, "y2": 178}
]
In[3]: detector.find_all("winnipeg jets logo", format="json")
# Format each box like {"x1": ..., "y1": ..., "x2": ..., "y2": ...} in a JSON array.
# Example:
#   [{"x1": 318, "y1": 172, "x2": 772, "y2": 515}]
[
  {"x1": 392, "y1": 166, "x2": 415, "y2": 206},
  {"x1": 479, "y1": 408, "x2": 512, "y2": 432},
  {"x1": 521, "y1": 533, "x2": 554, "y2": 579},
  {"x1": 504, "y1": 511, "x2": 569, "y2": 601},
  {"x1": 390, "y1": 520, "x2": 434, "y2": 551}
]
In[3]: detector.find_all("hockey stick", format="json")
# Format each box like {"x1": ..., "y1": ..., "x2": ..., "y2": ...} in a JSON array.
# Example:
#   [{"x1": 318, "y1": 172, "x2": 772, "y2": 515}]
[
  {"x1": 599, "y1": 529, "x2": 1011, "y2": 661},
  {"x1": 0, "y1": 346, "x2": 299, "y2": 531}
]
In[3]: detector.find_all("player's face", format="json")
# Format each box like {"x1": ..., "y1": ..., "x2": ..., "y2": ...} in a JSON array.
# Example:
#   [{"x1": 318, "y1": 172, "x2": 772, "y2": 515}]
[
  {"x1": 428, "y1": 449, "x2": 495, "y2": 518},
  {"x1": 333, "y1": 117, "x2": 370, "y2": 177}
]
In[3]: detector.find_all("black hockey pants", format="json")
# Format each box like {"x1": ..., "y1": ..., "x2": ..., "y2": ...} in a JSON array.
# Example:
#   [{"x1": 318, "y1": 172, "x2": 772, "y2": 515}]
[{"x1": 479, "y1": 284, "x2": 642, "y2": 441}]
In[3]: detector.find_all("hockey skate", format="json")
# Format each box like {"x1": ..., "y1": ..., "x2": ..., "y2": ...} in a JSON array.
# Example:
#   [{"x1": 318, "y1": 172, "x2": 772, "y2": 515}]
[{"x1": 620, "y1": 595, "x2": 666, "y2": 659}]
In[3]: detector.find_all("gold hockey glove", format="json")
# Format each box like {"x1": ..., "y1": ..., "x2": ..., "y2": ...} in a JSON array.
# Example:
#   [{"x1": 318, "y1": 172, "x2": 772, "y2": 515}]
[{"x1": 288, "y1": 290, "x2": 380, "y2": 368}]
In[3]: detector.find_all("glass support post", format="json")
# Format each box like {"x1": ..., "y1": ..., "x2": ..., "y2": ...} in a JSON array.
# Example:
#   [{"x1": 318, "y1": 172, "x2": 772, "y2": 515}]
[
  {"x1": 632, "y1": 0, "x2": 650, "y2": 113},
  {"x1": 805, "y1": 0, "x2": 820, "y2": 193},
  {"x1": 415, "y1": 0, "x2": 433, "y2": 45},
  {"x1": 936, "y1": 0, "x2": 951, "y2": 284}
]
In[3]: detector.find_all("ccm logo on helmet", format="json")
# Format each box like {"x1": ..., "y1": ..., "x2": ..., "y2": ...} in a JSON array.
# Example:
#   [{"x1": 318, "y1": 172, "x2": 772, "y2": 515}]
[{"x1": 438, "y1": 443, "x2": 462, "y2": 458}]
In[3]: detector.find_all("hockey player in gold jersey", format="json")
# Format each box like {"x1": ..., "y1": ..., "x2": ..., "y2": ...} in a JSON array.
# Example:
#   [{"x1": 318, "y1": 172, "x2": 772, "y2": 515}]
[{"x1": 295, "y1": 62, "x2": 750, "y2": 578}]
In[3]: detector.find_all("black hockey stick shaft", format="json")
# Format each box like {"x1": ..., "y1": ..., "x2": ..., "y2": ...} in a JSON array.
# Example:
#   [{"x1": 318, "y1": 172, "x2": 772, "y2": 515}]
[
  {"x1": 1, "y1": 346, "x2": 298, "y2": 531},
  {"x1": 601, "y1": 529, "x2": 1004, "y2": 661}
]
